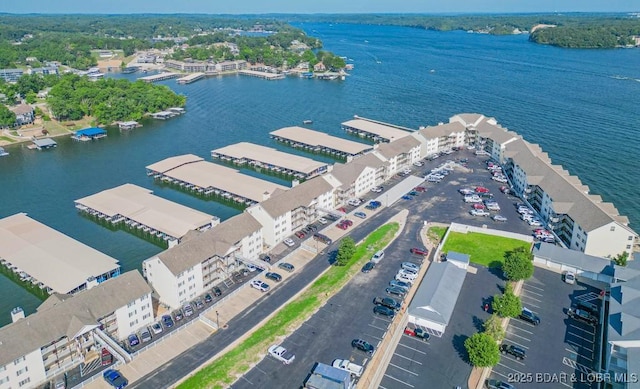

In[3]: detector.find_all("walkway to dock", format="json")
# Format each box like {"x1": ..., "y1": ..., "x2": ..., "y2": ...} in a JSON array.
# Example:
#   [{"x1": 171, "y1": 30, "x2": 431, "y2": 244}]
[
  {"x1": 146, "y1": 154, "x2": 287, "y2": 205},
  {"x1": 138, "y1": 72, "x2": 180, "y2": 83},
  {"x1": 177, "y1": 72, "x2": 205, "y2": 84},
  {"x1": 270, "y1": 126, "x2": 373, "y2": 159},
  {"x1": 211, "y1": 142, "x2": 328, "y2": 180},
  {"x1": 238, "y1": 70, "x2": 285, "y2": 80}
]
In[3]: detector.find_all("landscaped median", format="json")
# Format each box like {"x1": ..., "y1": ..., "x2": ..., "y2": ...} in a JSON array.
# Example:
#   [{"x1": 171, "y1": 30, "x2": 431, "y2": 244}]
[
  {"x1": 442, "y1": 231, "x2": 531, "y2": 267},
  {"x1": 177, "y1": 221, "x2": 401, "y2": 389}
]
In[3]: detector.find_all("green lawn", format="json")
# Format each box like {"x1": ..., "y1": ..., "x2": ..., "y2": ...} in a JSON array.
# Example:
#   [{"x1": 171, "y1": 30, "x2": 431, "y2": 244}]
[
  {"x1": 178, "y1": 222, "x2": 400, "y2": 389},
  {"x1": 427, "y1": 226, "x2": 447, "y2": 242},
  {"x1": 442, "y1": 231, "x2": 531, "y2": 267}
]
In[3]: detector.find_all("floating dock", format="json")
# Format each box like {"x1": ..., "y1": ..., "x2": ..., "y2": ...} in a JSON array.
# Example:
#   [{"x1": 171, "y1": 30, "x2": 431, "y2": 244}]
[
  {"x1": 0, "y1": 213, "x2": 120, "y2": 295},
  {"x1": 238, "y1": 70, "x2": 285, "y2": 80},
  {"x1": 31, "y1": 138, "x2": 57, "y2": 150},
  {"x1": 211, "y1": 142, "x2": 329, "y2": 180},
  {"x1": 74, "y1": 183, "x2": 220, "y2": 247},
  {"x1": 342, "y1": 116, "x2": 414, "y2": 143},
  {"x1": 71, "y1": 127, "x2": 107, "y2": 141},
  {"x1": 138, "y1": 72, "x2": 180, "y2": 83},
  {"x1": 146, "y1": 154, "x2": 287, "y2": 206},
  {"x1": 270, "y1": 126, "x2": 373, "y2": 159},
  {"x1": 177, "y1": 72, "x2": 205, "y2": 84}
]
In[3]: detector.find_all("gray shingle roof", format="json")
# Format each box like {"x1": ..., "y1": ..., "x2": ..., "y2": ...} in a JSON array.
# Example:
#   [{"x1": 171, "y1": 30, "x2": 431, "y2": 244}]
[
  {"x1": 157, "y1": 212, "x2": 262, "y2": 276},
  {"x1": 330, "y1": 153, "x2": 386, "y2": 189},
  {"x1": 375, "y1": 136, "x2": 421, "y2": 159},
  {"x1": 532, "y1": 243, "x2": 614, "y2": 275},
  {"x1": 259, "y1": 176, "x2": 334, "y2": 218},
  {"x1": 0, "y1": 271, "x2": 151, "y2": 366},
  {"x1": 417, "y1": 122, "x2": 466, "y2": 138}
]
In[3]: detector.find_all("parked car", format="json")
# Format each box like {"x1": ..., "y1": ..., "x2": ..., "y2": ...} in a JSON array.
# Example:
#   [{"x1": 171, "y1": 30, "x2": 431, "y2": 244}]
[
  {"x1": 140, "y1": 328, "x2": 152, "y2": 343},
  {"x1": 486, "y1": 379, "x2": 516, "y2": 389},
  {"x1": 563, "y1": 271, "x2": 576, "y2": 284},
  {"x1": 361, "y1": 261, "x2": 375, "y2": 273},
  {"x1": 278, "y1": 262, "x2": 295, "y2": 272},
  {"x1": 374, "y1": 296, "x2": 402, "y2": 310},
  {"x1": 354, "y1": 211, "x2": 367, "y2": 219},
  {"x1": 472, "y1": 203, "x2": 486, "y2": 210},
  {"x1": 162, "y1": 314, "x2": 174, "y2": 328},
  {"x1": 479, "y1": 192, "x2": 494, "y2": 199},
  {"x1": 174, "y1": 311, "x2": 184, "y2": 321},
  {"x1": 313, "y1": 233, "x2": 332, "y2": 245},
  {"x1": 265, "y1": 272, "x2": 282, "y2": 282},
  {"x1": 396, "y1": 271, "x2": 417, "y2": 282},
  {"x1": 475, "y1": 186, "x2": 490, "y2": 193},
  {"x1": 347, "y1": 198, "x2": 362, "y2": 206},
  {"x1": 470, "y1": 209, "x2": 491, "y2": 217},
  {"x1": 413, "y1": 161, "x2": 424, "y2": 167},
  {"x1": 370, "y1": 186, "x2": 384, "y2": 193},
  {"x1": 251, "y1": 280, "x2": 270, "y2": 292},
  {"x1": 151, "y1": 322, "x2": 163, "y2": 334},
  {"x1": 194, "y1": 299, "x2": 204, "y2": 310},
  {"x1": 464, "y1": 195, "x2": 482, "y2": 203},
  {"x1": 371, "y1": 250, "x2": 385, "y2": 263},
  {"x1": 295, "y1": 231, "x2": 306, "y2": 239},
  {"x1": 402, "y1": 195, "x2": 413, "y2": 200},
  {"x1": 204, "y1": 293, "x2": 213, "y2": 303},
  {"x1": 414, "y1": 186, "x2": 426, "y2": 192},
  {"x1": 404, "y1": 327, "x2": 430, "y2": 341},
  {"x1": 318, "y1": 217, "x2": 328, "y2": 225},
  {"x1": 283, "y1": 238, "x2": 295, "y2": 247},
  {"x1": 519, "y1": 308, "x2": 540, "y2": 325},
  {"x1": 528, "y1": 219, "x2": 543, "y2": 227},
  {"x1": 212, "y1": 287, "x2": 222, "y2": 297},
  {"x1": 459, "y1": 188, "x2": 475, "y2": 195},
  {"x1": 128, "y1": 334, "x2": 139, "y2": 347},
  {"x1": 492, "y1": 215, "x2": 508, "y2": 222},
  {"x1": 351, "y1": 338, "x2": 375, "y2": 354},
  {"x1": 101, "y1": 348, "x2": 113, "y2": 366},
  {"x1": 401, "y1": 262, "x2": 421, "y2": 272},
  {"x1": 183, "y1": 303, "x2": 194, "y2": 317},
  {"x1": 385, "y1": 286, "x2": 406, "y2": 298},
  {"x1": 103, "y1": 369, "x2": 128, "y2": 389},
  {"x1": 373, "y1": 304, "x2": 396, "y2": 318},
  {"x1": 500, "y1": 344, "x2": 526, "y2": 360},
  {"x1": 568, "y1": 308, "x2": 598, "y2": 325},
  {"x1": 408, "y1": 191, "x2": 419, "y2": 196},
  {"x1": 337, "y1": 221, "x2": 349, "y2": 230},
  {"x1": 389, "y1": 280, "x2": 411, "y2": 291},
  {"x1": 410, "y1": 247, "x2": 428, "y2": 256},
  {"x1": 332, "y1": 358, "x2": 364, "y2": 377}
]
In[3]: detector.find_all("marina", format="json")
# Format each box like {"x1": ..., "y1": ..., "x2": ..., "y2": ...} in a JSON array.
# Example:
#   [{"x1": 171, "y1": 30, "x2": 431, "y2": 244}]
[
  {"x1": 138, "y1": 72, "x2": 180, "y2": 83},
  {"x1": 238, "y1": 69, "x2": 285, "y2": 80},
  {"x1": 74, "y1": 183, "x2": 220, "y2": 248},
  {"x1": 151, "y1": 108, "x2": 185, "y2": 120},
  {"x1": 342, "y1": 116, "x2": 415, "y2": 143},
  {"x1": 0, "y1": 213, "x2": 121, "y2": 296},
  {"x1": 269, "y1": 126, "x2": 373, "y2": 160},
  {"x1": 177, "y1": 72, "x2": 205, "y2": 84},
  {"x1": 146, "y1": 154, "x2": 288, "y2": 206},
  {"x1": 30, "y1": 138, "x2": 57, "y2": 150},
  {"x1": 71, "y1": 127, "x2": 107, "y2": 141},
  {"x1": 211, "y1": 142, "x2": 329, "y2": 180}
]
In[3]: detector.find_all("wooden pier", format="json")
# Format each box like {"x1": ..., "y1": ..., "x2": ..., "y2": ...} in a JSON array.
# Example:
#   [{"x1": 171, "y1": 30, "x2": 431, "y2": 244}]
[
  {"x1": 238, "y1": 70, "x2": 285, "y2": 80},
  {"x1": 138, "y1": 72, "x2": 180, "y2": 83},
  {"x1": 177, "y1": 72, "x2": 205, "y2": 84}
]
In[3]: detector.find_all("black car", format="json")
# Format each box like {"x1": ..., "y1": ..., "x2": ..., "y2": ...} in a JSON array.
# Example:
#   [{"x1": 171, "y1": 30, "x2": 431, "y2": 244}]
[
  {"x1": 374, "y1": 296, "x2": 401, "y2": 310},
  {"x1": 313, "y1": 233, "x2": 333, "y2": 245},
  {"x1": 128, "y1": 334, "x2": 140, "y2": 347},
  {"x1": 373, "y1": 305, "x2": 395, "y2": 318},
  {"x1": 278, "y1": 262, "x2": 295, "y2": 272},
  {"x1": 519, "y1": 308, "x2": 541, "y2": 325},
  {"x1": 204, "y1": 293, "x2": 213, "y2": 303},
  {"x1": 265, "y1": 272, "x2": 282, "y2": 282},
  {"x1": 351, "y1": 338, "x2": 375, "y2": 354},
  {"x1": 500, "y1": 344, "x2": 526, "y2": 360},
  {"x1": 568, "y1": 308, "x2": 598, "y2": 325},
  {"x1": 576, "y1": 301, "x2": 599, "y2": 316},
  {"x1": 259, "y1": 254, "x2": 272, "y2": 263},
  {"x1": 212, "y1": 287, "x2": 222, "y2": 297},
  {"x1": 361, "y1": 261, "x2": 375, "y2": 273},
  {"x1": 162, "y1": 314, "x2": 174, "y2": 328},
  {"x1": 385, "y1": 286, "x2": 406, "y2": 298}
]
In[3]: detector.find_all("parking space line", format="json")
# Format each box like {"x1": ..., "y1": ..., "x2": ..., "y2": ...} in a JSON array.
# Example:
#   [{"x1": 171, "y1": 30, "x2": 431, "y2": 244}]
[
  {"x1": 568, "y1": 324, "x2": 595, "y2": 336},
  {"x1": 383, "y1": 374, "x2": 415, "y2": 388},
  {"x1": 496, "y1": 362, "x2": 524, "y2": 374},
  {"x1": 491, "y1": 370, "x2": 510, "y2": 380},
  {"x1": 393, "y1": 352, "x2": 423, "y2": 365},
  {"x1": 397, "y1": 343, "x2": 427, "y2": 355},
  {"x1": 500, "y1": 357, "x2": 526, "y2": 367},
  {"x1": 563, "y1": 357, "x2": 594, "y2": 375},
  {"x1": 520, "y1": 294, "x2": 542, "y2": 303},
  {"x1": 503, "y1": 339, "x2": 529, "y2": 349},
  {"x1": 524, "y1": 283, "x2": 545, "y2": 291},
  {"x1": 521, "y1": 287, "x2": 544, "y2": 296},
  {"x1": 389, "y1": 363, "x2": 420, "y2": 376},
  {"x1": 368, "y1": 323, "x2": 388, "y2": 331},
  {"x1": 505, "y1": 331, "x2": 531, "y2": 342},
  {"x1": 507, "y1": 324, "x2": 533, "y2": 335},
  {"x1": 567, "y1": 331, "x2": 595, "y2": 343}
]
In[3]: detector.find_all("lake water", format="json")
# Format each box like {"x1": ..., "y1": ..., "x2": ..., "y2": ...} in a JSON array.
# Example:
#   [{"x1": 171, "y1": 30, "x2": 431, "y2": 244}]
[{"x1": 0, "y1": 23, "x2": 638, "y2": 325}]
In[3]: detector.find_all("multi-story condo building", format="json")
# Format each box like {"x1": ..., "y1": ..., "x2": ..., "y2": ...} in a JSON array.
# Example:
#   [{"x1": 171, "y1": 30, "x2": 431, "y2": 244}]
[
  {"x1": 374, "y1": 136, "x2": 422, "y2": 175},
  {"x1": 329, "y1": 153, "x2": 388, "y2": 202},
  {"x1": 451, "y1": 113, "x2": 637, "y2": 258},
  {"x1": 413, "y1": 121, "x2": 467, "y2": 156},
  {"x1": 0, "y1": 69, "x2": 23, "y2": 83},
  {"x1": 0, "y1": 271, "x2": 152, "y2": 389},
  {"x1": 142, "y1": 213, "x2": 264, "y2": 309}
]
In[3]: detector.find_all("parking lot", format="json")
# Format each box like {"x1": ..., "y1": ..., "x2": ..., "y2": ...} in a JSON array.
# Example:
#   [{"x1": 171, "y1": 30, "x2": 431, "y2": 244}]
[
  {"x1": 380, "y1": 266, "x2": 503, "y2": 389},
  {"x1": 489, "y1": 267, "x2": 602, "y2": 389}
]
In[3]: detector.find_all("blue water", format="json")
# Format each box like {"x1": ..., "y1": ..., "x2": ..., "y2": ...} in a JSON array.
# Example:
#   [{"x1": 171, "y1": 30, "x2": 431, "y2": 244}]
[{"x1": 0, "y1": 23, "x2": 638, "y2": 325}]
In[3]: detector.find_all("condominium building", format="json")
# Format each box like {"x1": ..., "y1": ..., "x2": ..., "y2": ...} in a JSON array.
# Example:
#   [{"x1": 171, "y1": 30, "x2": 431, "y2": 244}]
[
  {"x1": 329, "y1": 152, "x2": 388, "y2": 202},
  {"x1": 414, "y1": 121, "x2": 467, "y2": 156},
  {"x1": 0, "y1": 69, "x2": 23, "y2": 83},
  {"x1": 0, "y1": 271, "x2": 152, "y2": 389},
  {"x1": 142, "y1": 213, "x2": 264, "y2": 309},
  {"x1": 374, "y1": 135, "x2": 422, "y2": 175}
]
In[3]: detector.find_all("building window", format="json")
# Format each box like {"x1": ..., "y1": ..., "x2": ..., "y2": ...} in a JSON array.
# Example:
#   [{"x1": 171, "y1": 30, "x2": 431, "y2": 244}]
[
  {"x1": 611, "y1": 226, "x2": 616, "y2": 232},
  {"x1": 0, "y1": 376, "x2": 8, "y2": 385},
  {"x1": 627, "y1": 245, "x2": 632, "y2": 250},
  {"x1": 143, "y1": 313, "x2": 151, "y2": 320},
  {"x1": 19, "y1": 378, "x2": 30, "y2": 387},
  {"x1": 629, "y1": 236, "x2": 634, "y2": 241},
  {"x1": 13, "y1": 356, "x2": 25, "y2": 365}
]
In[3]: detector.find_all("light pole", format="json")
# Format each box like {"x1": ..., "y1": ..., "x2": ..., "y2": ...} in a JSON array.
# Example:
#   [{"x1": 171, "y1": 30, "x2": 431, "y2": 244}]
[{"x1": 216, "y1": 310, "x2": 220, "y2": 330}]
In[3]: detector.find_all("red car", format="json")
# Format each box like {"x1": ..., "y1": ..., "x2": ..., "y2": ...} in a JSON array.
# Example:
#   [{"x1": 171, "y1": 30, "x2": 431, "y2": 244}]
[
  {"x1": 414, "y1": 186, "x2": 426, "y2": 192},
  {"x1": 295, "y1": 231, "x2": 306, "y2": 238},
  {"x1": 343, "y1": 219, "x2": 353, "y2": 227},
  {"x1": 472, "y1": 203, "x2": 485, "y2": 210},
  {"x1": 337, "y1": 221, "x2": 349, "y2": 230},
  {"x1": 475, "y1": 186, "x2": 490, "y2": 193},
  {"x1": 410, "y1": 247, "x2": 429, "y2": 256},
  {"x1": 337, "y1": 207, "x2": 347, "y2": 213}
]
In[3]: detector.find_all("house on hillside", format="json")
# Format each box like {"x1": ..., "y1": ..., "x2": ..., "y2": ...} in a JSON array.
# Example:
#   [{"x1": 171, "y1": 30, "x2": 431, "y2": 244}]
[{"x1": 10, "y1": 104, "x2": 34, "y2": 126}]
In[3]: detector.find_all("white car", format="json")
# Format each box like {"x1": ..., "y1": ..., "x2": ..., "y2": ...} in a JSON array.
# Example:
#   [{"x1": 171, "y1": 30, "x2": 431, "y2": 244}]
[
  {"x1": 492, "y1": 176, "x2": 508, "y2": 183},
  {"x1": 464, "y1": 195, "x2": 482, "y2": 203},
  {"x1": 318, "y1": 217, "x2": 328, "y2": 225},
  {"x1": 528, "y1": 219, "x2": 543, "y2": 227},
  {"x1": 563, "y1": 271, "x2": 576, "y2": 285},
  {"x1": 459, "y1": 188, "x2": 475, "y2": 195},
  {"x1": 347, "y1": 199, "x2": 361, "y2": 206},
  {"x1": 470, "y1": 209, "x2": 491, "y2": 217},
  {"x1": 283, "y1": 238, "x2": 295, "y2": 247},
  {"x1": 151, "y1": 322, "x2": 163, "y2": 334},
  {"x1": 492, "y1": 215, "x2": 507, "y2": 222},
  {"x1": 370, "y1": 186, "x2": 384, "y2": 193},
  {"x1": 251, "y1": 280, "x2": 270, "y2": 292},
  {"x1": 401, "y1": 262, "x2": 420, "y2": 272},
  {"x1": 413, "y1": 161, "x2": 424, "y2": 167},
  {"x1": 397, "y1": 268, "x2": 418, "y2": 279},
  {"x1": 402, "y1": 168, "x2": 412, "y2": 175},
  {"x1": 486, "y1": 204, "x2": 501, "y2": 211},
  {"x1": 395, "y1": 273, "x2": 415, "y2": 284}
]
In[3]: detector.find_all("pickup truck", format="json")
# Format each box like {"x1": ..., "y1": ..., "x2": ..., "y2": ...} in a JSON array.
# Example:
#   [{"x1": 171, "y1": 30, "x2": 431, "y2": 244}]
[
  {"x1": 332, "y1": 358, "x2": 364, "y2": 377},
  {"x1": 567, "y1": 308, "x2": 598, "y2": 325},
  {"x1": 268, "y1": 344, "x2": 295, "y2": 364},
  {"x1": 373, "y1": 296, "x2": 401, "y2": 311}
]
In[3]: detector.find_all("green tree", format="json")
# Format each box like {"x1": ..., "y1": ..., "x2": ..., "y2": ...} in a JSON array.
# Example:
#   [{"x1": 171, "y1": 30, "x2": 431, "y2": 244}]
[
  {"x1": 492, "y1": 283, "x2": 522, "y2": 318},
  {"x1": 483, "y1": 314, "x2": 505, "y2": 342},
  {"x1": 614, "y1": 251, "x2": 629, "y2": 267},
  {"x1": 335, "y1": 237, "x2": 356, "y2": 266},
  {"x1": 0, "y1": 105, "x2": 16, "y2": 127},
  {"x1": 464, "y1": 332, "x2": 500, "y2": 367},
  {"x1": 502, "y1": 246, "x2": 534, "y2": 281},
  {"x1": 25, "y1": 91, "x2": 37, "y2": 104}
]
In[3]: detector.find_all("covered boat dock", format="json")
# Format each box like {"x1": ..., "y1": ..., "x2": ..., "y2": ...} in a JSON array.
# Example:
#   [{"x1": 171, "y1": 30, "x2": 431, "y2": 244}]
[
  {"x1": 342, "y1": 116, "x2": 414, "y2": 143},
  {"x1": 71, "y1": 127, "x2": 107, "y2": 141},
  {"x1": 211, "y1": 142, "x2": 328, "y2": 180},
  {"x1": 270, "y1": 126, "x2": 373, "y2": 160},
  {"x1": 146, "y1": 154, "x2": 287, "y2": 205},
  {"x1": 74, "y1": 183, "x2": 220, "y2": 247},
  {"x1": 32, "y1": 138, "x2": 57, "y2": 150},
  {"x1": 0, "y1": 213, "x2": 121, "y2": 295},
  {"x1": 138, "y1": 72, "x2": 180, "y2": 83},
  {"x1": 118, "y1": 121, "x2": 141, "y2": 130}
]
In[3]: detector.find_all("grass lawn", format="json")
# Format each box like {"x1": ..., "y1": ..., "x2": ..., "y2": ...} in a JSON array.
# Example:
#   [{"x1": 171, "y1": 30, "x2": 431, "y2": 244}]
[
  {"x1": 442, "y1": 231, "x2": 531, "y2": 268},
  {"x1": 178, "y1": 222, "x2": 400, "y2": 389},
  {"x1": 427, "y1": 226, "x2": 447, "y2": 243},
  {"x1": 0, "y1": 136, "x2": 15, "y2": 143}
]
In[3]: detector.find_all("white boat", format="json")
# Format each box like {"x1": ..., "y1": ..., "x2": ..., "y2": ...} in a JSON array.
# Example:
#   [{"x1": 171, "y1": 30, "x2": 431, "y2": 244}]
[
  {"x1": 303, "y1": 120, "x2": 313, "y2": 124},
  {"x1": 0, "y1": 147, "x2": 8, "y2": 157}
]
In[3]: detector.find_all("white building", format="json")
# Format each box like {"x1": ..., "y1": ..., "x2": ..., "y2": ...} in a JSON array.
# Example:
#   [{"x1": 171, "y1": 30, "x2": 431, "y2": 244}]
[
  {"x1": 329, "y1": 153, "x2": 388, "y2": 203},
  {"x1": 374, "y1": 136, "x2": 422, "y2": 175},
  {"x1": 143, "y1": 213, "x2": 264, "y2": 309},
  {"x1": 414, "y1": 121, "x2": 467, "y2": 156},
  {"x1": 0, "y1": 271, "x2": 152, "y2": 389}
]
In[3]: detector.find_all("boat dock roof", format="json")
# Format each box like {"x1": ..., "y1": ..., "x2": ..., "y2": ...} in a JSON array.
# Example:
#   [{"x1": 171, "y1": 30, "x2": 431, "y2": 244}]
[
  {"x1": 238, "y1": 69, "x2": 285, "y2": 80},
  {"x1": 75, "y1": 184, "x2": 218, "y2": 240},
  {"x1": 138, "y1": 72, "x2": 180, "y2": 82},
  {"x1": 32, "y1": 138, "x2": 57, "y2": 149},
  {"x1": 342, "y1": 116, "x2": 414, "y2": 142},
  {"x1": 176, "y1": 72, "x2": 205, "y2": 84},
  {"x1": 146, "y1": 155, "x2": 287, "y2": 204},
  {"x1": 211, "y1": 142, "x2": 329, "y2": 178},
  {"x1": 0, "y1": 213, "x2": 120, "y2": 295},
  {"x1": 74, "y1": 127, "x2": 107, "y2": 137},
  {"x1": 270, "y1": 126, "x2": 373, "y2": 157}
]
